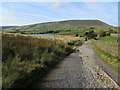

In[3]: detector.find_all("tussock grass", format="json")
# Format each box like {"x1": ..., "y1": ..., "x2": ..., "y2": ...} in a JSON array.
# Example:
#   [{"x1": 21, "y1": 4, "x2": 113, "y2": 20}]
[{"x1": 2, "y1": 33, "x2": 83, "y2": 88}]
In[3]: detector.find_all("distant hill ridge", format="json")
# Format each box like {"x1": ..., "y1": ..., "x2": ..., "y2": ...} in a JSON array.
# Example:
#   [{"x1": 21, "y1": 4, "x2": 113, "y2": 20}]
[
  {"x1": 28, "y1": 20, "x2": 110, "y2": 27},
  {"x1": 2, "y1": 20, "x2": 112, "y2": 33},
  {"x1": 0, "y1": 26, "x2": 18, "y2": 30}
]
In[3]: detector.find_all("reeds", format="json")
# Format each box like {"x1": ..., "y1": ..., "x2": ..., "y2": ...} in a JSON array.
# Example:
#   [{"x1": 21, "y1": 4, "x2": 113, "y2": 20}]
[{"x1": 2, "y1": 33, "x2": 78, "y2": 88}]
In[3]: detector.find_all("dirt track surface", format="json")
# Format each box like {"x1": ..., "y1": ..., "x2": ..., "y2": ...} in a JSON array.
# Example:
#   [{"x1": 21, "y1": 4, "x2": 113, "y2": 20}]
[{"x1": 37, "y1": 42, "x2": 119, "y2": 88}]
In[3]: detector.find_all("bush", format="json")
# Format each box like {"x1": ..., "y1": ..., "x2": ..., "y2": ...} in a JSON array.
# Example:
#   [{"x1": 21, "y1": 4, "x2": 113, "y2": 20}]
[
  {"x1": 67, "y1": 40, "x2": 83, "y2": 46},
  {"x1": 75, "y1": 34, "x2": 79, "y2": 37},
  {"x1": 99, "y1": 31, "x2": 106, "y2": 37},
  {"x1": 75, "y1": 41, "x2": 83, "y2": 46},
  {"x1": 84, "y1": 30, "x2": 97, "y2": 39},
  {"x1": 106, "y1": 32, "x2": 110, "y2": 36}
]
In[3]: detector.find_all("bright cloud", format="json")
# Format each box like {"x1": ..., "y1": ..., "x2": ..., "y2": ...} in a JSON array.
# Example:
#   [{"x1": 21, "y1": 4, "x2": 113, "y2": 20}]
[{"x1": 52, "y1": 2, "x2": 68, "y2": 9}]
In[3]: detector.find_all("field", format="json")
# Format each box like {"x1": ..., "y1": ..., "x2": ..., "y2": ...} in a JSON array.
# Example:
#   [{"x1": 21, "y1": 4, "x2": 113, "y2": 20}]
[
  {"x1": 2, "y1": 33, "x2": 84, "y2": 88},
  {"x1": 99, "y1": 36, "x2": 118, "y2": 42},
  {"x1": 91, "y1": 36, "x2": 120, "y2": 72}
]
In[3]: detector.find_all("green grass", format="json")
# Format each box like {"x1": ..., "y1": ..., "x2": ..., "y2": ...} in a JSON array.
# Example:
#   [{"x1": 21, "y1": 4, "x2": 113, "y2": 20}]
[
  {"x1": 99, "y1": 36, "x2": 118, "y2": 42},
  {"x1": 92, "y1": 44, "x2": 119, "y2": 72},
  {"x1": 91, "y1": 39, "x2": 120, "y2": 72}
]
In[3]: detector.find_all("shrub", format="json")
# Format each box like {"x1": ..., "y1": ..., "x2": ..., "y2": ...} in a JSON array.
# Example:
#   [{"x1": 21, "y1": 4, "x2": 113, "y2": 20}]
[
  {"x1": 75, "y1": 40, "x2": 83, "y2": 46},
  {"x1": 99, "y1": 31, "x2": 106, "y2": 37},
  {"x1": 75, "y1": 34, "x2": 79, "y2": 37},
  {"x1": 84, "y1": 30, "x2": 97, "y2": 39}
]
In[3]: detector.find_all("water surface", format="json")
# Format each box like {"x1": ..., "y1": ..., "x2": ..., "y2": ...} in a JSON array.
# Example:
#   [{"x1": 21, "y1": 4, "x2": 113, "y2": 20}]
[{"x1": 27, "y1": 34, "x2": 57, "y2": 37}]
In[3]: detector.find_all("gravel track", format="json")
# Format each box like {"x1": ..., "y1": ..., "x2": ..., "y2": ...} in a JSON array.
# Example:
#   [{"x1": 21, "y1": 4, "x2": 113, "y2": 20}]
[{"x1": 36, "y1": 42, "x2": 120, "y2": 88}]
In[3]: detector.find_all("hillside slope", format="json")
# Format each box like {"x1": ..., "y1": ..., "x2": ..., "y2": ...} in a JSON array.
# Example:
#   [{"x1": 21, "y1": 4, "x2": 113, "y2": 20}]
[
  {"x1": 2, "y1": 20, "x2": 111, "y2": 34},
  {"x1": 0, "y1": 26, "x2": 18, "y2": 30}
]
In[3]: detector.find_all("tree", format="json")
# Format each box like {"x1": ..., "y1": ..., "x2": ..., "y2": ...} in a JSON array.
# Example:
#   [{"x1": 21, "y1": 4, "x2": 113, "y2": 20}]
[
  {"x1": 75, "y1": 34, "x2": 79, "y2": 37},
  {"x1": 108, "y1": 29, "x2": 114, "y2": 33},
  {"x1": 99, "y1": 31, "x2": 106, "y2": 37},
  {"x1": 90, "y1": 27, "x2": 95, "y2": 30},
  {"x1": 84, "y1": 30, "x2": 97, "y2": 39},
  {"x1": 106, "y1": 32, "x2": 110, "y2": 36}
]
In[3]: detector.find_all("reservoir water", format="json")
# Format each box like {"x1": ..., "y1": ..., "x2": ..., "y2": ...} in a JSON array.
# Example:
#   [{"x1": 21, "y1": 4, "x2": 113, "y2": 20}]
[{"x1": 27, "y1": 34, "x2": 57, "y2": 37}]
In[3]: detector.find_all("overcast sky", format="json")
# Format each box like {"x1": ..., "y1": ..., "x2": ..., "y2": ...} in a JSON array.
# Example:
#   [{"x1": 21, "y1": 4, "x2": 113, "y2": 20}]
[{"x1": 1, "y1": 2, "x2": 118, "y2": 26}]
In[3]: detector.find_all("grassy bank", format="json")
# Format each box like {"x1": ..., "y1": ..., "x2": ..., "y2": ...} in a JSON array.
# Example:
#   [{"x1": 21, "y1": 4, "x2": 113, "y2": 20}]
[
  {"x1": 2, "y1": 33, "x2": 83, "y2": 88},
  {"x1": 91, "y1": 36, "x2": 120, "y2": 72}
]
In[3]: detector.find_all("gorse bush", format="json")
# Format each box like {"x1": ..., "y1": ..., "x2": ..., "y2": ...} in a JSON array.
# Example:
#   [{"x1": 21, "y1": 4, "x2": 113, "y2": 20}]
[{"x1": 2, "y1": 33, "x2": 74, "y2": 88}]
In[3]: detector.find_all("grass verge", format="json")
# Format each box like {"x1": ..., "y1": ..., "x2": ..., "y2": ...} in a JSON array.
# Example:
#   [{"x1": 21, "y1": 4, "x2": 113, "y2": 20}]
[{"x1": 90, "y1": 38, "x2": 120, "y2": 72}]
